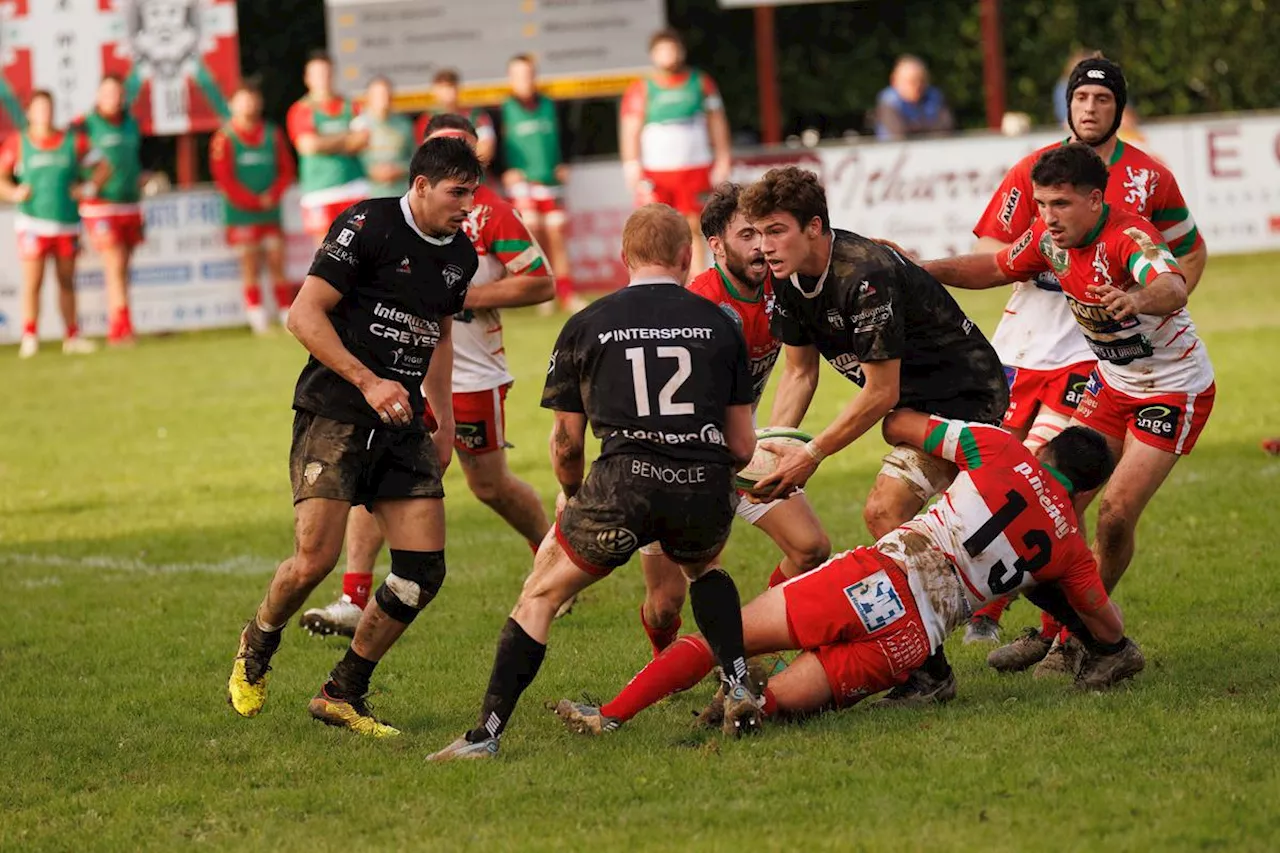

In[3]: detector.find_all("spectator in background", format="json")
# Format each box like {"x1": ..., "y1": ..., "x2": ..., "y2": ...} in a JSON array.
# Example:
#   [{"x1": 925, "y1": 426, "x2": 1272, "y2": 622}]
[
  {"x1": 501, "y1": 54, "x2": 582, "y2": 314},
  {"x1": 874, "y1": 55, "x2": 954, "y2": 141},
  {"x1": 1055, "y1": 49, "x2": 1101, "y2": 127},
  {"x1": 619, "y1": 28, "x2": 732, "y2": 272},
  {"x1": 0, "y1": 90, "x2": 106, "y2": 358},
  {"x1": 355, "y1": 77, "x2": 415, "y2": 198},
  {"x1": 210, "y1": 80, "x2": 295, "y2": 334},
  {"x1": 414, "y1": 70, "x2": 496, "y2": 167},
  {"x1": 286, "y1": 50, "x2": 369, "y2": 248}
]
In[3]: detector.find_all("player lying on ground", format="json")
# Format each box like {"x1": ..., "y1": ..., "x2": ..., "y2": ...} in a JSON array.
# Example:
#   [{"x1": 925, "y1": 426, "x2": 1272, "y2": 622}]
[
  {"x1": 923, "y1": 143, "x2": 1214, "y2": 678},
  {"x1": 427, "y1": 204, "x2": 761, "y2": 760},
  {"x1": 637, "y1": 181, "x2": 831, "y2": 659},
  {"x1": 554, "y1": 410, "x2": 1145, "y2": 734}
]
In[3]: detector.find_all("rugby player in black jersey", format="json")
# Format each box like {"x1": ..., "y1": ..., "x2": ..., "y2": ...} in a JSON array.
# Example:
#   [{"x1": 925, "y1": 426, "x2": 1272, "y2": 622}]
[
  {"x1": 428, "y1": 205, "x2": 761, "y2": 760},
  {"x1": 227, "y1": 137, "x2": 481, "y2": 736},
  {"x1": 742, "y1": 166, "x2": 1009, "y2": 705}
]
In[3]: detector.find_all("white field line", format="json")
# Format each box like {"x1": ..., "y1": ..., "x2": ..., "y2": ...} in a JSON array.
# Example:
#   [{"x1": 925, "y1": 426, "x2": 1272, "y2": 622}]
[{"x1": 0, "y1": 552, "x2": 275, "y2": 578}]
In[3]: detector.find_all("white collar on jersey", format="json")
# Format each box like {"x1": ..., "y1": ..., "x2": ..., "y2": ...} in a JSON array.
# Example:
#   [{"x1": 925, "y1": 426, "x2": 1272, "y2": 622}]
[
  {"x1": 627, "y1": 276, "x2": 681, "y2": 287},
  {"x1": 789, "y1": 236, "x2": 833, "y2": 299},
  {"x1": 399, "y1": 194, "x2": 455, "y2": 246}
]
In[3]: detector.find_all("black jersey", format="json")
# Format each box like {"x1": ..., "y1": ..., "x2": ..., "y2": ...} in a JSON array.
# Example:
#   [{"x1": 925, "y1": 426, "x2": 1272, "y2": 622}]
[
  {"x1": 542, "y1": 280, "x2": 755, "y2": 464},
  {"x1": 293, "y1": 197, "x2": 479, "y2": 430},
  {"x1": 771, "y1": 229, "x2": 1008, "y2": 422}
]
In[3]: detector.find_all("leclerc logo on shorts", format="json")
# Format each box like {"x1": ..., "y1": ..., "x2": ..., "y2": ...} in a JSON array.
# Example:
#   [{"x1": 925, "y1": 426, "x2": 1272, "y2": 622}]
[
  {"x1": 843, "y1": 569, "x2": 906, "y2": 633},
  {"x1": 1135, "y1": 404, "x2": 1180, "y2": 438},
  {"x1": 1061, "y1": 373, "x2": 1091, "y2": 408}
]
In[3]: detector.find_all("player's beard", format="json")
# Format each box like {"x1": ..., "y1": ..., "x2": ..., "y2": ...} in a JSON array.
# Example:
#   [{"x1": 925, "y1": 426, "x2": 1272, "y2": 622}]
[{"x1": 723, "y1": 246, "x2": 768, "y2": 292}]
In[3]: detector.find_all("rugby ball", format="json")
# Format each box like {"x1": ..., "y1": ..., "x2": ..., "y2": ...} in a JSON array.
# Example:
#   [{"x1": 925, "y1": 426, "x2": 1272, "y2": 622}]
[{"x1": 735, "y1": 427, "x2": 814, "y2": 491}]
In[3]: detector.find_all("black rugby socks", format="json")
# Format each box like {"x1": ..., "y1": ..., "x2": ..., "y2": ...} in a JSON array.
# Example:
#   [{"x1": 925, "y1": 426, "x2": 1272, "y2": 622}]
[
  {"x1": 466, "y1": 618, "x2": 547, "y2": 743},
  {"x1": 689, "y1": 569, "x2": 750, "y2": 689},
  {"x1": 327, "y1": 646, "x2": 378, "y2": 700}
]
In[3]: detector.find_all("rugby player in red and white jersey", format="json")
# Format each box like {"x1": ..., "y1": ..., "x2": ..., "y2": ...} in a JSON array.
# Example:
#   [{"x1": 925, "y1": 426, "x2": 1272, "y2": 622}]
[
  {"x1": 552, "y1": 409, "x2": 1143, "y2": 734},
  {"x1": 962, "y1": 57, "x2": 1207, "y2": 646},
  {"x1": 299, "y1": 114, "x2": 556, "y2": 637},
  {"x1": 636, "y1": 182, "x2": 831, "y2": 657},
  {"x1": 925, "y1": 142, "x2": 1213, "y2": 676},
  {"x1": 619, "y1": 29, "x2": 732, "y2": 272}
]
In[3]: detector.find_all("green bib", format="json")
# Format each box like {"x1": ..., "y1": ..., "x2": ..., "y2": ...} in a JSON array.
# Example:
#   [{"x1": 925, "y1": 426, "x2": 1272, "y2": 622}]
[
  {"x1": 224, "y1": 122, "x2": 281, "y2": 226},
  {"x1": 82, "y1": 111, "x2": 141, "y2": 204},
  {"x1": 18, "y1": 132, "x2": 80, "y2": 225},
  {"x1": 643, "y1": 70, "x2": 707, "y2": 124},
  {"x1": 296, "y1": 98, "x2": 365, "y2": 194},
  {"x1": 500, "y1": 95, "x2": 561, "y2": 186}
]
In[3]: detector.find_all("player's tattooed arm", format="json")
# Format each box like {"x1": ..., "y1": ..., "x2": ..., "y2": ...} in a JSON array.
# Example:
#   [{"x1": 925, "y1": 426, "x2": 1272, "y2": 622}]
[
  {"x1": 549, "y1": 411, "x2": 587, "y2": 497},
  {"x1": 921, "y1": 253, "x2": 1016, "y2": 290}
]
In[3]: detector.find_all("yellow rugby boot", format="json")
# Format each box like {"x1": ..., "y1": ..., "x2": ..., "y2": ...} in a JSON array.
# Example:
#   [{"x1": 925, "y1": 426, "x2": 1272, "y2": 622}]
[
  {"x1": 227, "y1": 623, "x2": 278, "y2": 717},
  {"x1": 308, "y1": 687, "x2": 401, "y2": 738}
]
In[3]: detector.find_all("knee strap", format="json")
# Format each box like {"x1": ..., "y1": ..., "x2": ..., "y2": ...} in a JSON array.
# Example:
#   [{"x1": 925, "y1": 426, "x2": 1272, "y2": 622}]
[{"x1": 374, "y1": 549, "x2": 446, "y2": 624}]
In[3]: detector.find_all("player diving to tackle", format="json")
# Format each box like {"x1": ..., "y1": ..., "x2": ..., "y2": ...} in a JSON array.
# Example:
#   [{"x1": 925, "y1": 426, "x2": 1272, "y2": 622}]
[
  {"x1": 428, "y1": 204, "x2": 762, "y2": 760},
  {"x1": 637, "y1": 181, "x2": 832, "y2": 659},
  {"x1": 554, "y1": 411, "x2": 1145, "y2": 733}
]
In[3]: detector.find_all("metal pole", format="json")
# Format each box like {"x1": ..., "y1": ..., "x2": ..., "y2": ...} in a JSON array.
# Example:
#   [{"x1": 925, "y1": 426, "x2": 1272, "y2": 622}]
[
  {"x1": 979, "y1": 0, "x2": 1007, "y2": 130},
  {"x1": 754, "y1": 5, "x2": 782, "y2": 145}
]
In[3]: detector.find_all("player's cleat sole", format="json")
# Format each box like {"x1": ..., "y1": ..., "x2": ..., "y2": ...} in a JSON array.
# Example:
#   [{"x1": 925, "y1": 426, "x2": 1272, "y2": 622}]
[
  {"x1": 1034, "y1": 635, "x2": 1085, "y2": 679},
  {"x1": 427, "y1": 735, "x2": 500, "y2": 762},
  {"x1": 874, "y1": 669, "x2": 957, "y2": 708},
  {"x1": 554, "y1": 594, "x2": 577, "y2": 620},
  {"x1": 721, "y1": 683, "x2": 765, "y2": 737},
  {"x1": 299, "y1": 598, "x2": 362, "y2": 638},
  {"x1": 308, "y1": 689, "x2": 401, "y2": 738},
  {"x1": 987, "y1": 628, "x2": 1053, "y2": 672},
  {"x1": 552, "y1": 699, "x2": 621, "y2": 735},
  {"x1": 964, "y1": 615, "x2": 1002, "y2": 645},
  {"x1": 227, "y1": 624, "x2": 274, "y2": 718},
  {"x1": 1075, "y1": 638, "x2": 1145, "y2": 690},
  {"x1": 696, "y1": 657, "x2": 773, "y2": 730}
]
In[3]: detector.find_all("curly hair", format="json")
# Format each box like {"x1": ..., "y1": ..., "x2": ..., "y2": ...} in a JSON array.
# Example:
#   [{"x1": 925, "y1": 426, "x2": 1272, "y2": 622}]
[{"x1": 738, "y1": 166, "x2": 830, "y2": 233}]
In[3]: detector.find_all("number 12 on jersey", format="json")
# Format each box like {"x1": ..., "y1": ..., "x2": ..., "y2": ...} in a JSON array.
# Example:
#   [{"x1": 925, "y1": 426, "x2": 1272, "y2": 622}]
[{"x1": 625, "y1": 346, "x2": 694, "y2": 417}]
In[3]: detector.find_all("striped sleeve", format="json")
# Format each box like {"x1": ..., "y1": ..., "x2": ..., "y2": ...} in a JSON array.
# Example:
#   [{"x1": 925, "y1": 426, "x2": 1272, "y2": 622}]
[
  {"x1": 922, "y1": 416, "x2": 1011, "y2": 471},
  {"x1": 484, "y1": 203, "x2": 549, "y2": 276},
  {"x1": 1121, "y1": 226, "x2": 1182, "y2": 287},
  {"x1": 1148, "y1": 172, "x2": 1204, "y2": 257}
]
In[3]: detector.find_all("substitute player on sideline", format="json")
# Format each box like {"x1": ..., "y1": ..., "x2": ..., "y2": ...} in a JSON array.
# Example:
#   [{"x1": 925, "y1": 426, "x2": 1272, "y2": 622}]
[
  {"x1": 742, "y1": 166, "x2": 1008, "y2": 705},
  {"x1": 300, "y1": 114, "x2": 556, "y2": 638},
  {"x1": 963, "y1": 57, "x2": 1207, "y2": 645},
  {"x1": 287, "y1": 51, "x2": 370, "y2": 250},
  {"x1": 501, "y1": 54, "x2": 582, "y2": 314},
  {"x1": 210, "y1": 81, "x2": 295, "y2": 334},
  {"x1": 73, "y1": 75, "x2": 144, "y2": 346},
  {"x1": 637, "y1": 182, "x2": 831, "y2": 658},
  {"x1": 925, "y1": 143, "x2": 1214, "y2": 676},
  {"x1": 226, "y1": 138, "x2": 482, "y2": 736},
  {"x1": 428, "y1": 204, "x2": 760, "y2": 760},
  {"x1": 620, "y1": 29, "x2": 732, "y2": 272},
  {"x1": 414, "y1": 69, "x2": 497, "y2": 167},
  {"x1": 355, "y1": 76, "x2": 416, "y2": 200},
  {"x1": 555, "y1": 410, "x2": 1143, "y2": 735},
  {"x1": 1, "y1": 90, "x2": 106, "y2": 358}
]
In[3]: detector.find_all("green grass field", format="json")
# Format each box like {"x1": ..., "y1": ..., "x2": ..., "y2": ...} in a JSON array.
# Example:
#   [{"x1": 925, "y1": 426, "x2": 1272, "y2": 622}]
[{"x1": 3, "y1": 254, "x2": 1280, "y2": 852}]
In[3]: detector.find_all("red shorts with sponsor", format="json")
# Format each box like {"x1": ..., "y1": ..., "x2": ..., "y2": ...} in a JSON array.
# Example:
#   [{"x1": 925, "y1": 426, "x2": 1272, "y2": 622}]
[
  {"x1": 83, "y1": 210, "x2": 145, "y2": 251},
  {"x1": 302, "y1": 195, "x2": 365, "y2": 237},
  {"x1": 226, "y1": 222, "x2": 284, "y2": 247},
  {"x1": 1002, "y1": 360, "x2": 1096, "y2": 430},
  {"x1": 17, "y1": 231, "x2": 78, "y2": 261},
  {"x1": 639, "y1": 166, "x2": 713, "y2": 215},
  {"x1": 782, "y1": 547, "x2": 932, "y2": 708},
  {"x1": 1074, "y1": 370, "x2": 1215, "y2": 456},
  {"x1": 450, "y1": 383, "x2": 511, "y2": 456}
]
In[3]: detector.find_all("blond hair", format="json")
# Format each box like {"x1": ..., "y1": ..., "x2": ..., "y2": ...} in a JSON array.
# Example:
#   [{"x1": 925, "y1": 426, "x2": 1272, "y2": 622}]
[{"x1": 621, "y1": 204, "x2": 692, "y2": 269}]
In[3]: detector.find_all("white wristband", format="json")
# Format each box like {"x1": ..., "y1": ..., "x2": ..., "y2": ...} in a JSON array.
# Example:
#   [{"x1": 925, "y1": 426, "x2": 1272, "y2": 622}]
[{"x1": 804, "y1": 439, "x2": 827, "y2": 464}]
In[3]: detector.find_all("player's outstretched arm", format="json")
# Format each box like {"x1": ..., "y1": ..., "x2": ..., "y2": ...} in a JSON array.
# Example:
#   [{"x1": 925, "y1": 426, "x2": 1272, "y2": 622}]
[
  {"x1": 921, "y1": 253, "x2": 1016, "y2": 290},
  {"x1": 768, "y1": 344, "x2": 820, "y2": 429},
  {"x1": 549, "y1": 411, "x2": 587, "y2": 497},
  {"x1": 288, "y1": 275, "x2": 412, "y2": 426},
  {"x1": 463, "y1": 273, "x2": 555, "y2": 310}
]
